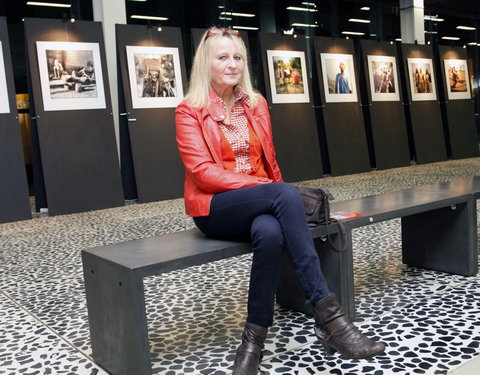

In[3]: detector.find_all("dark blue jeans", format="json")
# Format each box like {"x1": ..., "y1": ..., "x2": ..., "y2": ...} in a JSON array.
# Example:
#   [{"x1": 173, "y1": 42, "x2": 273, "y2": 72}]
[{"x1": 193, "y1": 182, "x2": 331, "y2": 328}]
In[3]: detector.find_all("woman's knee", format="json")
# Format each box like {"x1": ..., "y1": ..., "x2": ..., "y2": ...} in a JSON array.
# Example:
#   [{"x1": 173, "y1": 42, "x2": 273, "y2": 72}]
[{"x1": 251, "y1": 214, "x2": 285, "y2": 252}]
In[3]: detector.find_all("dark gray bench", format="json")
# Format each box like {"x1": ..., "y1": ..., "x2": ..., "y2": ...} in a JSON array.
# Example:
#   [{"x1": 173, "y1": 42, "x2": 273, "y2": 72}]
[{"x1": 82, "y1": 176, "x2": 480, "y2": 375}]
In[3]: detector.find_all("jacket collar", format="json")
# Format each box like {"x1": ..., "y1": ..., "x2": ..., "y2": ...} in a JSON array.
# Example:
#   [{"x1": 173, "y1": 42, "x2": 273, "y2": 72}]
[{"x1": 202, "y1": 87, "x2": 250, "y2": 121}]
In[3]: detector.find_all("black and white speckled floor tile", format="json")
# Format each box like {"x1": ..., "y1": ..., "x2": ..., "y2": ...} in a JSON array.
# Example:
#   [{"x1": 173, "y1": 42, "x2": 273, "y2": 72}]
[
  {"x1": 260, "y1": 278, "x2": 480, "y2": 374},
  {"x1": 0, "y1": 292, "x2": 106, "y2": 375},
  {"x1": 1, "y1": 157, "x2": 480, "y2": 374}
]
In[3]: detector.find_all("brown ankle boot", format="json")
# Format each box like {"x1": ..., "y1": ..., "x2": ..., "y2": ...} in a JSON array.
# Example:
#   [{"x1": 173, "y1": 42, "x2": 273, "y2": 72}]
[
  {"x1": 232, "y1": 322, "x2": 268, "y2": 375},
  {"x1": 313, "y1": 294, "x2": 385, "y2": 359}
]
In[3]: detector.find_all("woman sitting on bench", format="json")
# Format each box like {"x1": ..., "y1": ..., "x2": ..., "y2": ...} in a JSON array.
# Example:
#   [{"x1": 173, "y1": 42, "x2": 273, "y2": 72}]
[{"x1": 175, "y1": 27, "x2": 385, "y2": 374}]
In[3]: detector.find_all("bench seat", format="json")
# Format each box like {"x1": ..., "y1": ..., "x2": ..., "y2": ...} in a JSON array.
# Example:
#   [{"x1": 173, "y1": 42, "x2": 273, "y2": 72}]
[{"x1": 82, "y1": 176, "x2": 480, "y2": 375}]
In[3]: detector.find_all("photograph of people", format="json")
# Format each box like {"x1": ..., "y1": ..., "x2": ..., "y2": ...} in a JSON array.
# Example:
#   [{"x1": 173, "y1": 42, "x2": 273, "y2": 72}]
[
  {"x1": 266, "y1": 49, "x2": 310, "y2": 103},
  {"x1": 126, "y1": 45, "x2": 184, "y2": 108},
  {"x1": 46, "y1": 49, "x2": 97, "y2": 98},
  {"x1": 320, "y1": 53, "x2": 357, "y2": 102},
  {"x1": 443, "y1": 59, "x2": 471, "y2": 100},
  {"x1": 334, "y1": 61, "x2": 352, "y2": 93},
  {"x1": 367, "y1": 55, "x2": 400, "y2": 102},
  {"x1": 36, "y1": 41, "x2": 106, "y2": 111},
  {"x1": 175, "y1": 27, "x2": 385, "y2": 375},
  {"x1": 271, "y1": 55, "x2": 304, "y2": 94},
  {"x1": 407, "y1": 58, "x2": 437, "y2": 101}
]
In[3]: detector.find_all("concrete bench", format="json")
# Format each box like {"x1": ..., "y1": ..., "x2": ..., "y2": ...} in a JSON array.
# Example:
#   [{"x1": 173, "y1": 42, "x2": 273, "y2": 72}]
[{"x1": 82, "y1": 176, "x2": 480, "y2": 375}]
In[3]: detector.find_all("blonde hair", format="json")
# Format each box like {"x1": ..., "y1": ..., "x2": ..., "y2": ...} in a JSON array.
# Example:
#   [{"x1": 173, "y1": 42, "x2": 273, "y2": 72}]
[{"x1": 185, "y1": 28, "x2": 258, "y2": 108}]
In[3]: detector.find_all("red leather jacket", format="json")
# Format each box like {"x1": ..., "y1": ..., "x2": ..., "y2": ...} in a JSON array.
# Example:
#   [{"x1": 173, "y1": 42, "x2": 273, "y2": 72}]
[{"x1": 175, "y1": 91, "x2": 283, "y2": 217}]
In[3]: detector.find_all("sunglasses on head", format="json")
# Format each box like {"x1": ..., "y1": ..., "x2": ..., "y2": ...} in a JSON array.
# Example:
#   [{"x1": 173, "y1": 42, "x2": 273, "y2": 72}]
[{"x1": 206, "y1": 27, "x2": 241, "y2": 39}]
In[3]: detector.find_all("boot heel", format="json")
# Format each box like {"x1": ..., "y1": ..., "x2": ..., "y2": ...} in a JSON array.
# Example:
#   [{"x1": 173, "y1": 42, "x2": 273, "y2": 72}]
[{"x1": 319, "y1": 339, "x2": 336, "y2": 356}]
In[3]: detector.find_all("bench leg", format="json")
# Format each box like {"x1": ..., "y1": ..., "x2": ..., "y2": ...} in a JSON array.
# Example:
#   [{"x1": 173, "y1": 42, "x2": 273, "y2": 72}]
[
  {"x1": 276, "y1": 227, "x2": 355, "y2": 319},
  {"x1": 82, "y1": 253, "x2": 152, "y2": 375},
  {"x1": 402, "y1": 199, "x2": 478, "y2": 276}
]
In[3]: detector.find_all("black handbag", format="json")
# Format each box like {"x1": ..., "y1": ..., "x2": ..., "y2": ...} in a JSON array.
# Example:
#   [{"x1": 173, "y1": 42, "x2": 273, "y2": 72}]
[
  {"x1": 294, "y1": 185, "x2": 347, "y2": 252},
  {"x1": 295, "y1": 185, "x2": 333, "y2": 227}
]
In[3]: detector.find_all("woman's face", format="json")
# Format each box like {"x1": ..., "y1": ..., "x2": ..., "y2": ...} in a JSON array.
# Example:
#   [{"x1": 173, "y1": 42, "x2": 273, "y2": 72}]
[{"x1": 210, "y1": 36, "x2": 244, "y2": 93}]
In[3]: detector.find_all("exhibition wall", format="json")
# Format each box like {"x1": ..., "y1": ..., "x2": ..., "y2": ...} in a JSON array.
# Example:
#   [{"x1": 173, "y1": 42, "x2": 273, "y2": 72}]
[{"x1": 0, "y1": 13, "x2": 479, "y2": 222}]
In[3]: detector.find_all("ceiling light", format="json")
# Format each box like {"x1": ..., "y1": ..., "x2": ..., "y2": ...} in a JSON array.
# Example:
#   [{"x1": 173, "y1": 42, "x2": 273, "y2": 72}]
[
  {"x1": 425, "y1": 31, "x2": 438, "y2": 34},
  {"x1": 342, "y1": 31, "x2": 366, "y2": 35},
  {"x1": 128, "y1": 0, "x2": 147, "y2": 2},
  {"x1": 349, "y1": 18, "x2": 370, "y2": 24},
  {"x1": 292, "y1": 23, "x2": 318, "y2": 28},
  {"x1": 441, "y1": 36, "x2": 460, "y2": 40},
  {"x1": 232, "y1": 26, "x2": 259, "y2": 30},
  {"x1": 27, "y1": 2, "x2": 71, "y2": 8},
  {"x1": 395, "y1": 38, "x2": 402, "y2": 42},
  {"x1": 361, "y1": 6, "x2": 370, "y2": 11},
  {"x1": 424, "y1": 15, "x2": 444, "y2": 22},
  {"x1": 287, "y1": 6, "x2": 318, "y2": 12},
  {"x1": 218, "y1": 16, "x2": 232, "y2": 21},
  {"x1": 283, "y1": 28, "x2": 294, "y2": 35},
  {"x1": 467, "y1": 42, "x2": 477, "y2": 45},
  {"x1": 457, "y1": 26, "x2": 476, "y2": 31},
  {"x1": 131, "y1": 15, "x2": 169, "y2": 21},
  {"x1": 220, "y1": 11, "x2": 255, "y2": 17},
  {"x1": 301, "y1": 2, "x2": 317, "y2": 6}
]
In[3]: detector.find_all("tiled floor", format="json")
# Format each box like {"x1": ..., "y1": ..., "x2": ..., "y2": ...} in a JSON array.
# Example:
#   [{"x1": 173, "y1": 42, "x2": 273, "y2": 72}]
[{"x1": 1, "y1": 157, "x2": 480, "y2": 375}]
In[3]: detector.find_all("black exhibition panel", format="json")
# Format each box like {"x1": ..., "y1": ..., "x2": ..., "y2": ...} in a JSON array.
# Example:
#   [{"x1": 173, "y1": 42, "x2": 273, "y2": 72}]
[
  {"x1": 437, "y1": 45, "x2": 479, "y2": 160},
  {"x1": 0, "y1": 17, "x2": 31, "y2": 223},
  {"x1": 258, "y1": 32, "x2": 323, "y2": 181},
  {"x1": 360, "y1": 39, "x2": 411, "y2": 170},
  {"x1": 400, "y1": 43, "x2": 447, "y2": 164},
  {"x1": 116, "y1": 24, "x2": 187, "y2": 203},
  {"x1": 24, "y1": 18, "x2": 124, "y2": 216},
  {"x1": 313, "y1": 36, "x2": 371, "y2": 176}
]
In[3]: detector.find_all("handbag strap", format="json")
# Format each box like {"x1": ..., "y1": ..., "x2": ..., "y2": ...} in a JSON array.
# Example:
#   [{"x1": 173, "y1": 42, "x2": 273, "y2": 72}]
[{"x1": 323, "y1": 196, "x2": 348, "y2": 252}]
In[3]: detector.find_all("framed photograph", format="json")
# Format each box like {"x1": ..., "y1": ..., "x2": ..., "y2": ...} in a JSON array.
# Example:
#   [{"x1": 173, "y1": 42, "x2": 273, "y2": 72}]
[
  {"x1": 407, "y1": 57, "x2": 437, "y2": 101},
  {"x1": 36, "y1": 41, "x2": 106, "y2": 111},
  {"x1": 443, "y1": 59, "x2": 471, "y2": 100},
  {"x1": 0, "y1": 41, "x2": 10, "y2": 114},
  {"x1": 266, "y1": 50, "x2": 310, "y2": 104},
  {"x1": 367, "y1": 55, "x2": 400, "y2": 102},
  {"x1": 126, "y1": 45, "x2": 184, "y2": 109},
  {"x1": 320, "y1": 53, "x2": 357, "y2": 103}
]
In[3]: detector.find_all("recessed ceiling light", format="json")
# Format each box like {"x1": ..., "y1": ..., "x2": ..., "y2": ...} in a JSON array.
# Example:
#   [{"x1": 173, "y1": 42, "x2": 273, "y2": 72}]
[
  {"x1": 26, "y1": 2, "x2": 71, "y2": 8},
  {"x1": 301, "y1": 2, "x2": 316, "y2": 6},
  {"x1": 349, "y1": 18, "x2": 370, "y2": 24},
  {"x1": 395, "y1": 38, "x2": 402, "y2": 42},
  {"x1": 341, "y1": 31, "x2": 366, "y2": 35},
  {"x1": 424, "y1": 15, "x2": 444, "y2": 22},
  {"x1": 361, "y1": 6, "x2": 370, "y2": 11},
  {"x1": 220, "y1": 11, "x2": 255, "y2": 17},
  {"x1": 292, "y1": 23, "x2": 318, "y2": 28},
  {"x1": 130, "y1": 15, "x2": 169, "y2": 21},
  {"x1": 232, "y1": 26, "x2": 259, "y2": 30},
  {"x1": 457, "y1": 26, "x2": 476, "y2": 31},
  {"x1": 287, "y1": 6, "x2": 318, "y2": 12},
  {"x1": 441, "y1": 36, "x2": 460, "y2": 40},
  {"x1": 467, "y1": 42, "x2": 478, "y2": 45}
]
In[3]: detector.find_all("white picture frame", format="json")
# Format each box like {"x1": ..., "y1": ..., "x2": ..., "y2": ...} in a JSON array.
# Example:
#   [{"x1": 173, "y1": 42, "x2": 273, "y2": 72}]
[
  {"x1": 126, "y1": 45, "x2": 184, "y2": 109},
  {"x1": 367, "y1": 55, "x2": 400, "y2": 102},
  {"x1": 443, "y1": 59, "x2": 471, "y2": 100},
  {"x1": 407, "y1": 57, "x2": 437, "y2": 101},
  {"x1": 266, "y1": 50, "x2": 310, "y2": 104},
  {"x1": 320, "y1": 53, "x2": 358, "y2": 103},
  {"x1": 0, "y1": 41, "x2": 10, "y2": 114},
  {"x1": 36, "y1": 41, "x2": 106, "y2": 111}
]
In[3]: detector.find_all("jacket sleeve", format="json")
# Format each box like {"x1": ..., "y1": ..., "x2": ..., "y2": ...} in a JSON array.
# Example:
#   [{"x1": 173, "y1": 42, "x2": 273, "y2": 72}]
[
  {"x1": 175, "y1": 103, "x2": 273, "y2": 194},
  {"x1": 253, "y1": 96, "x2": 284, "y2": 183}
]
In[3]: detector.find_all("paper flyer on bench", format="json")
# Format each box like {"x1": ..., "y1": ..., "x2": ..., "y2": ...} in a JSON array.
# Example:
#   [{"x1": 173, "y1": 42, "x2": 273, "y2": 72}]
[{"x1": 330, "y1": 211, "x2": 363, "y2": 220}]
